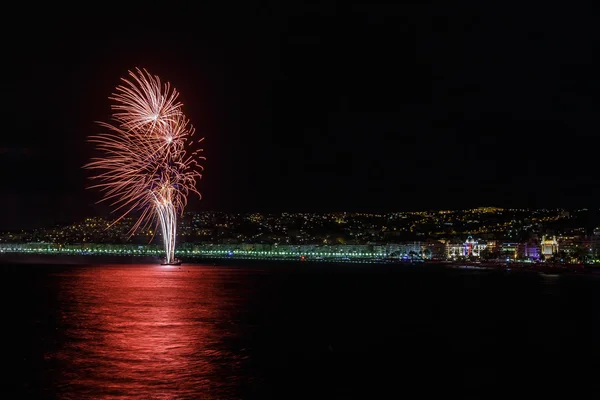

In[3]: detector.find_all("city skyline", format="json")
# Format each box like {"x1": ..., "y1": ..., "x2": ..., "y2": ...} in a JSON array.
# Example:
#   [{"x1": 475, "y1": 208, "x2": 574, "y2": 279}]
[
  {"x1": 2, "y1": 3, "x2": 599, "y2": 231},
  {"x1": 3, "y1": 208, "x2": 599, "y2": 264}
]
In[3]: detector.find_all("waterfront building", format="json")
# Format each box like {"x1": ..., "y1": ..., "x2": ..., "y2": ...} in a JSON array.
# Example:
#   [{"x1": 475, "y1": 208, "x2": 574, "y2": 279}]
[
  {"x1": 485, "y1": 240, "x2": 499, "y2": 252},
  {"x1": 445, "y1": 240, "x2": 464, "y2": 259},
  {"x1": 517, "y1": 240, "x2": 540, "y2": 260},
  {"x1": 499, "y1": 242, "x2": 518, "y2": 259},
  {"x1": 385, "y1": 242, "x2": 421, "y2": 258},
  {"x1": 541, "y1": 235, "x2": 559, "y2": 258},
  {"x1": 464, "y1": 236, "x2": 486, "y2": 257},
  {"x1": 558, "y1": 236, "x2": 580, "y2": 254},
  {"x1": 420, "y1": 239, "x2": 446, "y2": 260},
  {"x1": 444, "y1": 236, "x2": 487, "y2": 258}
]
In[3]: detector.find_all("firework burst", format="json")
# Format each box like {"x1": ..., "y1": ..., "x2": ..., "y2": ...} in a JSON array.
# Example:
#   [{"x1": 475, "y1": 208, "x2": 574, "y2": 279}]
[{"x1": 85, "y1": 68, "x2": 204, "y2": 264}]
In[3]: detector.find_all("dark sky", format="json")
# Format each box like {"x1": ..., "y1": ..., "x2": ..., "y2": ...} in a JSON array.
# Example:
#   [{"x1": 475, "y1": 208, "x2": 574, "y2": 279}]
[{"x1": 1, "y1": 2, "x2": 599, "y2": 230}]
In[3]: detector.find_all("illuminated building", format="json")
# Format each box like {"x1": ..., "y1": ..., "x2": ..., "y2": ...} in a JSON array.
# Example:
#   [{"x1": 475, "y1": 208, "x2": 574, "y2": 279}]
[
  {"x1": 518, "y1": 240, "x2": 540, "y2": 260},
  {"x1": 386, "y1": 242, "x2": 422, "y2": 259},
  {"x1": 464, "y1": 236, "x2": 487, "y2": 257},
  {"x1": 500, "y1": 242, "x2": 518, "y2": 259},
  {"x1": 445, "y1": 236, "x2": 487, "y2": 258},
  {"x1": 445, "y1": 240, "x2": 464, "y2": 258},
  {"x1": 420, "y1": 239, "x2": 446, "y2": 259},
  {"x1": 485, "y1": 240, "x2": 499, "y2": 252},
  {"x1": 541, "y1": 235, "x2": 559, "y2": 258},
  {"x1": 558, "y1": 236, "x2": 579, "y2": 254}
]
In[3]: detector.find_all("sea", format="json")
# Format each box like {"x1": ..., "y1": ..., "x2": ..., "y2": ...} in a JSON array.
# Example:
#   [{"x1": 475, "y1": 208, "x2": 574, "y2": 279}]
[{"x1": 2, "y1": 255, "x2": 600, "y2": 399}]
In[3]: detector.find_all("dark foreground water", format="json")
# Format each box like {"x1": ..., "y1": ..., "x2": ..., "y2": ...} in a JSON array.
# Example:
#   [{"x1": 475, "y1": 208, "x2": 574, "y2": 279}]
[{"x1": 2, "y1": 261, "x2": 600, "y2": 399}]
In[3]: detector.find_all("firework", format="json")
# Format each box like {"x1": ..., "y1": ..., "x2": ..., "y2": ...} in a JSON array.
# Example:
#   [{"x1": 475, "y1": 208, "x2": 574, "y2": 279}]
[{"x1": 85, "y1": 68, "x2": 204, "y2": 264}]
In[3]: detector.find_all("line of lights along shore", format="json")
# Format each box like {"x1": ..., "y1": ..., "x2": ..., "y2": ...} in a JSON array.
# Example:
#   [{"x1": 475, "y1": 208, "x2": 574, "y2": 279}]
[{"x1": 1, "y1": 234, "x2": 598, "y2": 264}]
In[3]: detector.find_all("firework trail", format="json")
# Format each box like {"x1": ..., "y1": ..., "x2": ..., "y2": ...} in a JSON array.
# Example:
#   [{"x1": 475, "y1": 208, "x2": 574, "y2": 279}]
[{"x1": 85, "y1": 68, "x2": 204, "y2": 264}]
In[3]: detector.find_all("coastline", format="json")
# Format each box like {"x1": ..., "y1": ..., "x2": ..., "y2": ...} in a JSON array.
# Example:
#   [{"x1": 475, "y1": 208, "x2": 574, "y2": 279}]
[{"x1": 1, "y1": 252, "x2": 599, "y2": 277}]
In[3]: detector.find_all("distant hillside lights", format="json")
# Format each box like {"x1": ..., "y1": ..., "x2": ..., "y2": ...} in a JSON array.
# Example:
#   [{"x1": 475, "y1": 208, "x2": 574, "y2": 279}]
[
  {"x1": 471, "y1": 207, "x2": 504, "y2": 213},
  {"x1": 2, "y1": 208, "x2": 599, "y2": 263}
]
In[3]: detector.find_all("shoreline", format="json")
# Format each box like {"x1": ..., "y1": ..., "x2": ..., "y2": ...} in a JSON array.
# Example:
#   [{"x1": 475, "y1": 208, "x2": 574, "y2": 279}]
[{"x1": 1, "y1": 252, "x2": 598, "y2": 275}]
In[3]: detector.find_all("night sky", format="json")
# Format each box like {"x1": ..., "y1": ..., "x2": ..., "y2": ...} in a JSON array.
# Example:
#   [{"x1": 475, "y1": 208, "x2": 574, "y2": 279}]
[{"x1": 1, "y1": 3, "x2": 598, "y2": 230}]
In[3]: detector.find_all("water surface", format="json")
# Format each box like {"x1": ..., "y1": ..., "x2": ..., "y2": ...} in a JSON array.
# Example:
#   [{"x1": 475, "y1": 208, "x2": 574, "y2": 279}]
[{"x1": 2, "y1": 261, "x2": 600, "y2": 398}]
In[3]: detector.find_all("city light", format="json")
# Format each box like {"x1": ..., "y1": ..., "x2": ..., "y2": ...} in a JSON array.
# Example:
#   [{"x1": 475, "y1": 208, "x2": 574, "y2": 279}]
[{"x1": 2, "y1": 209, "x2": 599, "y2": 265}]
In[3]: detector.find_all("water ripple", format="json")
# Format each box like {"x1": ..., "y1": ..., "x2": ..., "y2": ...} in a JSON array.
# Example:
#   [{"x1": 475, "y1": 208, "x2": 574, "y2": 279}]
[{"x1": 47, "y1": 265, "x2": 252, "y2": 399}]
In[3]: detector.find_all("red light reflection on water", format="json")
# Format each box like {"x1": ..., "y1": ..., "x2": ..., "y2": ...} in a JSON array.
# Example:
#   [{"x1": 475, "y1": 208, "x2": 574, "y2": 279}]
[{"x1": 51, "y1": 264, "x2": 249, "y2": 399}]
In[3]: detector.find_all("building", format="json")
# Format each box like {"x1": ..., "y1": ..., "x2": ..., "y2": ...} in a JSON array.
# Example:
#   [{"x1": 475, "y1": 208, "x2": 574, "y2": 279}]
[
  {"x1": 420, "y1": 239, "x2": 446, "y2": 260},
  {"x1": 541, "y1": 235, "x2": 559, "y2": 258},
  {"x1": 385, "y1": 242, "x2": 422, "y2": 258},
  {"x1": 578, "y1": 236, "x2": 600, "y2": 259},
  {"x1": 518, "y1": 240, "x2": 540, "y2": 260},
  {"x1": 583, "y1": 236, "x2": 600, "y2": 251},
  {"x1": 558, "y1": 236, "x2": 579, "y2": 254},
  {"x1": 445, "y1": 236, "x2": 487, "y2": 258},
  {"x1": 485, "y1": 240, "x2": 499, "y2": 252},
  {"x1": 464, "y1": 236, "x2": 487, "y2": 257},
  {"x1": 500, "y1": 242, "x2": 518, "y2": 259},
  {"x1": 445, "y1": 240, "x2": 464, "y2": 259}
]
